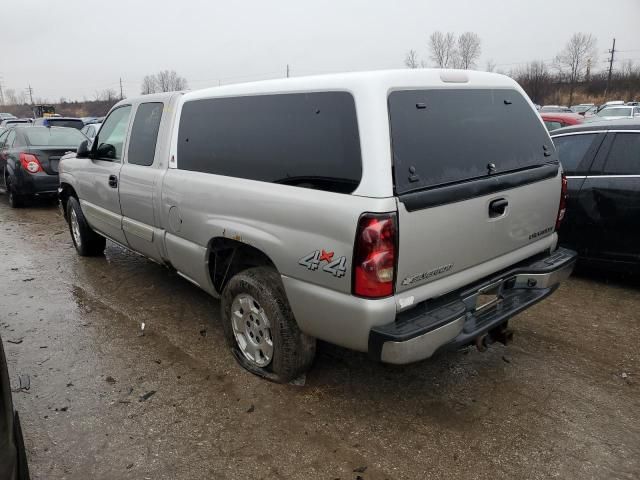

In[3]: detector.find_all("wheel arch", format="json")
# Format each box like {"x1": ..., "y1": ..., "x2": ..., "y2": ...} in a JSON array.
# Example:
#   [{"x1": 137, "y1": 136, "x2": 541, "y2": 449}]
[
  {"x1": 206, "y1": 237, "x2": 278, "y2": 295},
  {"x1": 58, "y1": 182, "x2": 78, "y2": 221}
]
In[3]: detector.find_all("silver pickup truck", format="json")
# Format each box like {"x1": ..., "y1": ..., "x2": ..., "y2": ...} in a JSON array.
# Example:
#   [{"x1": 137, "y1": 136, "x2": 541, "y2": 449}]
[{"x1": 59, "y1": 70, "x2": 576, "y2": 382}]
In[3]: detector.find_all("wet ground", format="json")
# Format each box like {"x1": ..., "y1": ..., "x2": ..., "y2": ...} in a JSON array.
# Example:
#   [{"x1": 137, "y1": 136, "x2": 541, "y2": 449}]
[{"x1": 0, "y1": 198, "x2": 638, "y2": 480}]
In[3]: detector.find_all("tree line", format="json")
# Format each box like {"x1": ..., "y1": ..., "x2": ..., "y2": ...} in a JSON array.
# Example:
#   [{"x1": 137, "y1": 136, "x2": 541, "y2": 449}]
[{"x1": 405, "y1": 31, "x2": 639, "y2": 106}]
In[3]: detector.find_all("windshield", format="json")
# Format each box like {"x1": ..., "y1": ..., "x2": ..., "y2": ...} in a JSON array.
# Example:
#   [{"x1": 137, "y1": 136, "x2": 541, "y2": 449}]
[
  {"x1": 25, "y1": 127, "x2": 86, "y2": 146},
  {"x1": 598, "y1": 107, "x2": 631, "y2": 117},
  {"x1": 389, "y1": 88, "x2": 556, "y2": 194}
]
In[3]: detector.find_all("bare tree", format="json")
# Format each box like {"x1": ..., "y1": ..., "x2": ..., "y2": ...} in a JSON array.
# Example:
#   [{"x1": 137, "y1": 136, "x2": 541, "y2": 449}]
[
  {"x1": 94, "y1": 89, "x2": 118, "y2": 102},
  {"x1": 621, "y1": 59, "x2": 635, "y2": 77},
  {"x1": 429, "y1": 31, "x2": 457, "y2": 68},
  {"x1": 5, "y1": 89, "x2": 18, "y2": 105},
  {"x1": 141, "y1": 75, "x2": 157, "y2": 95},
  {"x1": 155, "y1": 70, "x2": 188, "y2": 92},
  {"x1": 457, "y1": 32, "x2": 481, "y2": 69},
  {"x1": 554, "y1": 32, "x2": 597, "y2": 106},
  {"x1": 485, "y1": 59, "x2": 497, "y2": 73},
  {"x1": 514, "y1": 61, "x2": 552, "y2": 105},
  {"x1": 405, "y1": 49, "x2": 420, "y2": 69}
]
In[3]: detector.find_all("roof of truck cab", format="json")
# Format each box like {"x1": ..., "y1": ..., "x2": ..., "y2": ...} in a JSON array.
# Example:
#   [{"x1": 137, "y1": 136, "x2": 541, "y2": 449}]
[
  {"x1": 550, "y1": 118, "x2": 640, "y2": 135},
  {"x1": 182, "y1": 69, "x2": 522, "y2": 102},
  {"x1": 109, "y1": 91, "x2": 182, "y2": 110}
]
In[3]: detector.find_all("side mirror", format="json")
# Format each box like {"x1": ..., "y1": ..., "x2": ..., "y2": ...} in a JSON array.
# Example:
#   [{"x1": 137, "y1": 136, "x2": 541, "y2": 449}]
[{"x1": 76, "y1": 139, "x2": 90, "y2": 159}]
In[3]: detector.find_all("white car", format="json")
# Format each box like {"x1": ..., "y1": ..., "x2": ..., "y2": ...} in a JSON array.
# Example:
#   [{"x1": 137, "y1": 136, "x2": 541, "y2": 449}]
[{"x1": 594, "y1": 105, "x2": 640, "y2": 120}]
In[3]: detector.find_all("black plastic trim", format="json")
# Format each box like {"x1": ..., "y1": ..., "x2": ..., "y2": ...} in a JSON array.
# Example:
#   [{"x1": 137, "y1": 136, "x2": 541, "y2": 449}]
[
  {"x1": 368, "y1": 247, "x2": 576, "y2": 360},
  {"x1": 398, "y1": 163, "x2": 559, "y2": 212}
]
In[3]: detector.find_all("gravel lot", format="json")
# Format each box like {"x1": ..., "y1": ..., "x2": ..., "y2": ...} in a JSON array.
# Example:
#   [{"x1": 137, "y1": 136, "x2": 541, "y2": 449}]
[{"x1": 0, "y1": 198, "x2": 638, "y2": 480}]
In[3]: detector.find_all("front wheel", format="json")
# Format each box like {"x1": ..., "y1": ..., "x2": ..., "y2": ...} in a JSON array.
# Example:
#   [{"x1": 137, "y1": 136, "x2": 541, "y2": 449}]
[
  {"x1": 66, "y1": 197, "x2": 106, "y2": 256},
  {"x1": 221, "y1": 267, "x2": 316, "y2": 383}
]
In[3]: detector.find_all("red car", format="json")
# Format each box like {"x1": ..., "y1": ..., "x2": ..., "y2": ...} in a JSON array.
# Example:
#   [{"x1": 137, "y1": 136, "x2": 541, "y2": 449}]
[{"x1": 540, "y1": 112, "x2": 583, "y2": 131}]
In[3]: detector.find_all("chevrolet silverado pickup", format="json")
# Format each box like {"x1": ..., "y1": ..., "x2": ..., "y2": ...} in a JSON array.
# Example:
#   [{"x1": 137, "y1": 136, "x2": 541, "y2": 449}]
[{"x1": 59, "y1": 70, "x2": 576, "y2": 382}]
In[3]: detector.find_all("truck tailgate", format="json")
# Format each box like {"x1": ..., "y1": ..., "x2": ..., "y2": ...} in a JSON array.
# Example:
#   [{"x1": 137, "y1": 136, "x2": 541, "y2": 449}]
[{"x1": 395, "y1": 172, "x2": 561, "y2": 293}]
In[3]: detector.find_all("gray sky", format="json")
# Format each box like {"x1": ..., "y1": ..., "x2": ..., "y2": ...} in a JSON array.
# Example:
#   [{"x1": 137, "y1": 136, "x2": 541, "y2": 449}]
[{"x1": 2, "y1": 0, "x2": 639, "y2": 102}]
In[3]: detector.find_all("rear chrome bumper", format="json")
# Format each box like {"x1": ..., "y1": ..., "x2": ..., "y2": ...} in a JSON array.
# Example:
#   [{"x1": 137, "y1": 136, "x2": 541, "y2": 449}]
[{"x1": 369, "y1": 247, "x2": 577, "y2": 364}]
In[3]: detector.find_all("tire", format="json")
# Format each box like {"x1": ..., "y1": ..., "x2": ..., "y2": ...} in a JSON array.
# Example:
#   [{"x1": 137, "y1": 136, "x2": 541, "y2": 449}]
[
  {"x1": 66, "y1": 196, "x2": 106, "y2": 256},
  {"x1": 7, "y1": 180, "x2": 23, "y2": 208},
  {"x1": 14, "y1": 412, "x2": 30, "y2": 480},
  {"x1": 221, "y1": 267, "x2": 316, "y2": 383}
]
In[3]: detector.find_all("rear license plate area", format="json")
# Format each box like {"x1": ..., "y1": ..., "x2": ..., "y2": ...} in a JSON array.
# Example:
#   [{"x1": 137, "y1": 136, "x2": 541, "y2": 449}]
[{"x1": 474, "y1": 281, "x2": 502, "y2": 312}]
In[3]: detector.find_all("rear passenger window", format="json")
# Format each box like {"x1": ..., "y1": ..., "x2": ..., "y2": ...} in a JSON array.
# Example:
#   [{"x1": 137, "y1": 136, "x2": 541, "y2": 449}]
[
  {"x1": 177, "y1": 92, "x2": 362, "y2": 194},
  {"x1": 553, "y1": 134, "x2": 597, "y2": 174},
  {"x1": 128, "y1": 103, "x2": 164, "y2": 166},
  {"x1": 602, "y1": 133, "x2": 640, "y2": 175}
]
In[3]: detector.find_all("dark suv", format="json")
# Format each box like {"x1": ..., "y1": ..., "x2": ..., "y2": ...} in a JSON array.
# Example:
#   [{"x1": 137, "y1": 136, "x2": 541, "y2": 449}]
[{"x1": 552, "y1": 119, "x2": 640, "y2": 268}]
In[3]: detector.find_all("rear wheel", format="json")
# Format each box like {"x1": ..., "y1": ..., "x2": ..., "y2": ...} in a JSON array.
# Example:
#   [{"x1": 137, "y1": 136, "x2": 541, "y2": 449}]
[
  {"x1": 7, "y1": 180, "x2": 23, "y2": 208},
  {"x1": 66, "y1": 196, "x2": 106, "y2": 256},
  {"x1": 221, "y1": 267, "x2": 316, "y2": 383}
]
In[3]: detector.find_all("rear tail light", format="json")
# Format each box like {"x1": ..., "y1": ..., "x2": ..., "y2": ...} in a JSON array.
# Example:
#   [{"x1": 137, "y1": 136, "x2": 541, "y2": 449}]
[
  {"x1": 556, "y1": 173, "x2": 568, "y2": 230},
  {"x1": 353, "y1": 212, "x2": 398, "y2": 298},
  {"x1": 19, "y1": 153, "x2": 43, "y2": 174}
]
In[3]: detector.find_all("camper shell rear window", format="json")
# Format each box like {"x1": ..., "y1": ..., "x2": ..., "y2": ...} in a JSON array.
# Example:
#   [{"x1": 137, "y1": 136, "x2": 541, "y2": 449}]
[{"x1": 389, "y1": 88, "x2": 557, "y2": 195}]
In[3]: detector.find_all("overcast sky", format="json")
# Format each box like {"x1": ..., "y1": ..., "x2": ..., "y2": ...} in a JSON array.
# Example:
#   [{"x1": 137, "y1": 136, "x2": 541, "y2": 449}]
[{"x1": 2, "y1": 0, "x2": 639, "y2": 102}]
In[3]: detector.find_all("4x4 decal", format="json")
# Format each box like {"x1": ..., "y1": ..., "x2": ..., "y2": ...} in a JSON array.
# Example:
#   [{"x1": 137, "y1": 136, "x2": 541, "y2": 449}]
[{"x1": 299, "y1": 249, "x2": 347, "y2": 277}]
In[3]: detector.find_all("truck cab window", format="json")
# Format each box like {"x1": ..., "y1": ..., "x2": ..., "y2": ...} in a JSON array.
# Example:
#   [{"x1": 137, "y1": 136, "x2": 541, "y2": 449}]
[
  {"x1": 127, "y1": 102, "x2": 164, "y2": 166},
  {"x1": 95, "y1": 106, "x2": 132, "y2": 161}
]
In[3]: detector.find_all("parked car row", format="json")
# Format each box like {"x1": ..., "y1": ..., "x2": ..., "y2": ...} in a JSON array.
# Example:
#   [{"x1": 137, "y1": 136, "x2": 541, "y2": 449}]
[
  {"x1": 541, "y1": 101, "x2": 640, "y2": 132},
  {"x1": 0, "y1": 114, "x2": 103, "y2": 130},
  {"x1": 539, "y1": 100, "x2": 640, "y2": 119}
]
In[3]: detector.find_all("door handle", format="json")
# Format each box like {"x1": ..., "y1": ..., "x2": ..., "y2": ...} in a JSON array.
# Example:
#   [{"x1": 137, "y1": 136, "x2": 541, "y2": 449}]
[
  {"x1": 489, "y1": 198, "x2": 508, "y2": 217},
  {"x1": 108, "y1": 175, "x2": 118, "y2": 188}
]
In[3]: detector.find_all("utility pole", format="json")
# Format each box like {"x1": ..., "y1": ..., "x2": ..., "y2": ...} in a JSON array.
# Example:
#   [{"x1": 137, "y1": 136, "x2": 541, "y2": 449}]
[
  {"x1": 119, "y1": 77, "x2": 124, "y2": 100},
  {"x1": 286, "y1": 64, "x2": 290, "y2": 78},
  {"x1": 0, "y1": 76, "x2": 4, "y2": 106},
  {"x1": 27, "y1": 84, "x2": 34, "y2": 104},
  {"x1": 606, "y1": 38, "x2": 616, "y2": 94}
]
